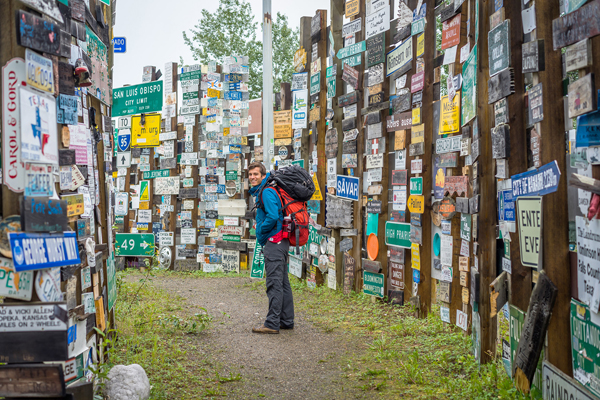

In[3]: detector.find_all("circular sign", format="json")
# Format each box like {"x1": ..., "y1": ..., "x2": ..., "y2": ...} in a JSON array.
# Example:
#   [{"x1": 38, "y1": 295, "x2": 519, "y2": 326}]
[
  {"x1": 320, "y1": 238, "x2": 328, "y2": 255},
  {"x1": 367, "y1": 233, "x2": 379, "y2": 261},
  {"x1": 158, "y1": 247, "x2": 172, "y2": 269},
  {"x1": 278, "y1": 146, "x2": 289, "y2": 160},
  {"x1": 225, "y1": 181, "x2": 237, "y2": 197}
]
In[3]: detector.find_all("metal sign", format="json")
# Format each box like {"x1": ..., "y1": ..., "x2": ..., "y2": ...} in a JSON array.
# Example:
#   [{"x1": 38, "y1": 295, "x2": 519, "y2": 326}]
[
  {"x1": 113, "y1": 81, "x2": 163, "y2": 117},
  {"x1": 569, "y1": 299, "x2": 600, "y2": 397},
  {"x1": 363, "y1": 271, "x2": 384, "y2": 298},
  {"x1": 114, "y1": 233, "x2": 155, "y2": 257},
  {"x1": 8, "y1": 232, "x2": 80, "y2": 272},
  {"x1": 25, "y1": 49, "x2": 53, "y2": 94},
  {"x1": 511, "y1": 161, "x2": 561, "y2": 198},
  {"x1": 336, "y1": 175, "x2": 360, "y2": 201},
  {"x1": 516, "y1": 197, "x2": 542, "y2": 269},
  {"x1": 543, "y1": 360, "x2": 597, "y2": 400},
  {"x1": 488, "y1": 20, "x2": 510, "y2": 77},
  {"x1": 408, "y1": 195, "x2": 424, "y2": 214},
  {"x1": 410, "y1": 177, "x2": 423, "y2": 195},
  {"x1": 385, "y1": 221, "x2": 411, "y2": 248},
  {"x1": 112, "y1": 37, "x2": 126, "y2": 53},
  {"x1": 386, "y1": 38, "x2": 413, "y2": 77}
]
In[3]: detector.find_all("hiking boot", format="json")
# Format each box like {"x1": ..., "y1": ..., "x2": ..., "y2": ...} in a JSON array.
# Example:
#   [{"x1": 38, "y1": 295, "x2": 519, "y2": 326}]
[{"x1": 252, "y1": 325, "x2": 279, "y2": 334}]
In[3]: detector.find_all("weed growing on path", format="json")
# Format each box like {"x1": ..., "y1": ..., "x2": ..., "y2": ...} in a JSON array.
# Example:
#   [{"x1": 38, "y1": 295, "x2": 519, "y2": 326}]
[
  {"x1": 112, "y1": 272, "x2": 234, "y2": 399},
  {"x1": 246, "y1": 276, "x2": 529, "y2": 400}
]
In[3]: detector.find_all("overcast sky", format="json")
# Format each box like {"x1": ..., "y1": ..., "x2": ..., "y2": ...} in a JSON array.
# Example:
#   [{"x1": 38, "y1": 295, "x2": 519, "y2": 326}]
[{"x1": 112, "y1": 0, "x2": 331, "y2": 88}]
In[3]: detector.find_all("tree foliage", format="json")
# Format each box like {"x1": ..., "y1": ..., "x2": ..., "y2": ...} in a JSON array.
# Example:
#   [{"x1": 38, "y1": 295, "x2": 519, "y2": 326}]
[{"x1": 182, "y1": 0, "x2": 299, "y2": 99}]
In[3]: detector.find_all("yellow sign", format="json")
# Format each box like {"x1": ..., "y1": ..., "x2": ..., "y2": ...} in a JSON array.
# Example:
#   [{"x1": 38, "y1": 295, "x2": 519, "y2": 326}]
[
  {"x1": 216, "y1": 219, "x2": 224, "y2": 227},
  {"x1": 139, "y1": 201, "x2": 150, "y2": 210},
  {"x1": 207, "y1": 88, "x2": 221, "y2": 98},
  {"x1": 411, "y1": 124, "x2": 425, "y2": 144},
  {"x1": 395, "y1": 130, "x2": 406, "y2": 150},
  {"x1": 223, "y1": 127, "x2": 230, "y2": 136},
  {"x1": 294, "y1": 47, "x2": 307, "y2": 73},
  {"x1": 309, "y1": 106, "x2": 321, "y2": 122},
  {"x1": 412, "y1": 107, "x2": 421, "y2": 125},
  {"x1": 408, "y1": 195, "x2": 425, "y2": 214},
  {"x1": 439, "y1": 93, "x2": 461, "y2": 134},
  {"x1": 64, "y1": 194, "x2": 84, "y2": 217},
  {"x1": 273, "y1": 110, "x2": 292, "y2": 138},
  {"x1": 140, "y1": 180, "x2": 150, "y2": 201},
  {"x1": 132, "y1": 114, "x2": 160, "y2": 147},
  {"x1": 311, "y1": 174, "x2": 323, "y2": 200},
  {"x1": 411, "y1": 243, "x2": 421, "y2": 270},
  {"x1": 417, "y1": 34, "x2": 425, "y2": 57},
  {"x1": 241, "y1": 136, "x2": 248, "y2": 145},
  {"x1": 345, "y1": 0, "x2": 360, "y2": 17}
]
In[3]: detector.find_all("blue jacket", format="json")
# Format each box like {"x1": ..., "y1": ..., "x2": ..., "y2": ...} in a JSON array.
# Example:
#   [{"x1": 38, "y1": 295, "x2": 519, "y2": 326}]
[{"x1": 249, "y1": 173, "x2": 283, "y2": 246}]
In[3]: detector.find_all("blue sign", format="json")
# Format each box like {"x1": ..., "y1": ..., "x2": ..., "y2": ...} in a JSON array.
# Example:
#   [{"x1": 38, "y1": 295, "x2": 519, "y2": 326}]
[
  {"x1": 216, "y1": 184, "x2": 226, "y2": 194},
  {"x1": 498, "y1": 189, "x2": 515, "y2": 222},
  {"x1": 576, "y1": 91, "x2": 600, "y2": 148},
  {"x1": 8, "y1": 232, "x2": 80, "y2": 272},
  {"x1": 229, "y1": 82, "x2": 243, "y2": 91},
  {"x1": 413, "y1": 3, "x2": 426, "y2": 21},
  {"x1": 511, "y1": 161, "x2": 561, "y2": 198},
  {"x1": 229, "y1": 144, "x2": 241, "y2": 154},
  {"x1": 336, "y1": 175, "x2": 360, "y2": 201},
  {"x1": 225, "y1": 73, "x2": 243, "y2": 83},
  {"x1": 117, "y1": 131, "x2": 130, "y2": 152},
  {"x1": 224, "y1": 91, "x2": 242, "y2": 101},
  {"x1": 112, "y1": 37, "x2": 126, "y2": 53},
  {"x1": 207, "y1": 97, "x2": 218, "y2": 108},
  {"x1": 413, "y1": 268, "x2": 420, "y2": 283}
]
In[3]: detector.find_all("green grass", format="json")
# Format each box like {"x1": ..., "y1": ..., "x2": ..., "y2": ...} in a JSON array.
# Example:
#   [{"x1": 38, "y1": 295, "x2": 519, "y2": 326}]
[
  {"x1": 247, "y1": 276, "x2": 529, "y2": 400},
  {"x1": 110, "y1": 271, "x2": 237, "y2": 399}
]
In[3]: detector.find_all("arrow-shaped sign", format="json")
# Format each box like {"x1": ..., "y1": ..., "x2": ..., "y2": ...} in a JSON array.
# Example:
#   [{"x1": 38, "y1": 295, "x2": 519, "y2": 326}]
[{"x1": 140, "y1": 242, "x2": 150, "y2": 249}]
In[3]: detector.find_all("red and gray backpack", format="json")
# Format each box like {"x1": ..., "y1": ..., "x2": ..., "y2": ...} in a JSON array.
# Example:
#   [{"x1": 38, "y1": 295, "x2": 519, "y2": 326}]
[{"x1": 256, "y1": 165, "x2": 315, "y2": 254}]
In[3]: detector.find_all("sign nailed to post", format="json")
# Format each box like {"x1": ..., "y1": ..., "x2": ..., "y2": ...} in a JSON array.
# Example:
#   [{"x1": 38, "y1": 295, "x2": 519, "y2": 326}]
[
  {"x1": 516, "y1": 197, "x2": 542, "y2": 269},
  {"x1": 336, "y1": 175, "x2": 360, "y2": 201},
  {"x1": 113, "y1": 81, "x2": 163, "y2": 117},
  {"x1": 114, "y1": 233, "x2": 155, "y2": 257}
]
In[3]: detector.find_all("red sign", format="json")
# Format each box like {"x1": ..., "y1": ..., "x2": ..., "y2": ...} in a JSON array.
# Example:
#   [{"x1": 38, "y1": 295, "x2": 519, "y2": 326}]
[
  {"x1": 389, "y1": 261, "x2": 405, "y2": 289},
  {"x1": 442, "y1": 14, "x2": 461, "y2": 50},
  {"x1": 411, "y1": 71, "x2": 425, "y2": 93},
  {"x1": 444, "y1": 176, "x2": 468, "y2": 196}
]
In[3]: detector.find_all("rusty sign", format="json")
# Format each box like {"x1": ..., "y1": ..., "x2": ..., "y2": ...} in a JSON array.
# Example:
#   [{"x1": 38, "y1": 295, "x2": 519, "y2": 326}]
[
  {"x1": 392, "y1": 169, "x2": 408, "y2": 185},
  {"x1": 444, "y1": 176, "x2": 468, "y2": 196},
  {"x1": 338, "y1": 91, "x2": 357, "y2": 107},
  {"x1": 342, "y1": 63, "x2": 360, "y2": 89},
  {"x1": 343, "y1": 252, "x2": 355, "y2": 295},
  {"x1": 552, "y1": 0, "x2": 600, "y2": 49},
  {"x1": 436, "y1": 197, "x2": 457, "y2": 220}
]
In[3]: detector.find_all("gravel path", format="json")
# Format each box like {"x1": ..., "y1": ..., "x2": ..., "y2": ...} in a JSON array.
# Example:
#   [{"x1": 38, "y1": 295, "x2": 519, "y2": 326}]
[{"x1": 153, "y1": 276, "x2": 366, "y2": 399}]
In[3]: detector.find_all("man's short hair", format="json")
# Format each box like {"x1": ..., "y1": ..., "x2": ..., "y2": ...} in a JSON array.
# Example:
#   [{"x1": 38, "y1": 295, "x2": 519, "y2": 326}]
[{"x1": 248, "y1": 162, "x2": 266, "y2": 176}]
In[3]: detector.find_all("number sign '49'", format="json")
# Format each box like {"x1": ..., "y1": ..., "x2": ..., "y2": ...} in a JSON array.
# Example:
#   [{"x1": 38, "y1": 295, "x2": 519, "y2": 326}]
[{"x1": 115, "y1": 233, "x2": 155, "y2": 257}]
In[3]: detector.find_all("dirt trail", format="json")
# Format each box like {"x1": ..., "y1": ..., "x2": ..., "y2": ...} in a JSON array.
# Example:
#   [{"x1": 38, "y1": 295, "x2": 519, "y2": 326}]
[{"x1": 154, "y1": 276, "x2": 365, "y2": 399}]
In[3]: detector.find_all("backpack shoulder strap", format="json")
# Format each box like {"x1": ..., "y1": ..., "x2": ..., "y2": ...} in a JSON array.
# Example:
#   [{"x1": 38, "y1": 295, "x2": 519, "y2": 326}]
[{"x1": 259, "y1": 185, "x2": 283, "y2": 212}]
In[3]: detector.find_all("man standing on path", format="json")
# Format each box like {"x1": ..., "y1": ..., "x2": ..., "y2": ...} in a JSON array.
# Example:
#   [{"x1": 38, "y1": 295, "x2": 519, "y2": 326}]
[{"x1": 248, "y1": 162, "x2": 294, "y2": 334}]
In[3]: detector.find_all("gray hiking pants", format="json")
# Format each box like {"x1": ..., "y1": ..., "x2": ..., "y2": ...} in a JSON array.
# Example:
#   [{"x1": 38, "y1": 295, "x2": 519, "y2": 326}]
[{"x1": 263, "y1": 239, "x2": 294, "y2": 330}]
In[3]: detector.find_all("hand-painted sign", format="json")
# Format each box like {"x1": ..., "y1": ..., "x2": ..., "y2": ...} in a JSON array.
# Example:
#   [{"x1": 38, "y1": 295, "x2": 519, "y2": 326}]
[
  {"x1": 0, "y1": 257, "x2": 33, "y2": 301},
  {"x1": 385, "y1": 221, "x2": 411, "y2": 248},
  {"x1": 22, "y1": 197, "x2": 68, "y2": 232},
  {"x1": 113, "y1": 81, "x2": 163, "y2": 117},
  {"x1": 8, "y1": 232, "x2": 80, "y2": 272},
  {"x1": 366, "y1": 8, "x2": 390, "y2": 40},
  {"x1": 115, "y1": 233, "x2": 155, "y2": 257},
  {"x1": 552, "y1": 0, "x2": 600, "y2": 49},
  {"x1": 16, "y1": 10, "x2": 61, "y2": 56},
  {"x1": 575, "y1": 216, "x2": 600, "y2": 311},
  {"x1": 442, "y1": 13, "x2": 461, "y2": 50},
  {"x1": 336, "y1": 175, "x2": 360, "y2": 201},
  {"x1": 511, "y1": 161, "x2": 560, "y2": 198}
]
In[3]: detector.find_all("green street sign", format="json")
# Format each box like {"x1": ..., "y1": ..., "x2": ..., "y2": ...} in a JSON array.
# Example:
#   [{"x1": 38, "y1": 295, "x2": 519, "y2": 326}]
[
  {"x1": 327, "y1": 76, "x2": 336, "y2": 98},
  {"x1": 115, "y1": 233, "x2": 155, "y2": 257},
  {"x1": 363, "y1": 271, "x2": 384, "y2": 298},
  {"x1": 223, "y1": 234, "x2": 241, "y2": 242},
  {"x1": 250, "y1": 241, "x2": 264, "y2": 279},
  {"x1": 292, "y1": 159, "x2": 305, "y2": 168},
  {"x1": 142, "y1": 169, "x2": 170, "y2": 179},
  {"x1": 385, "y1": 221, "x2": 411, "y2": 248},
  {"x1": 106, "y1": 253, "x2": 117, "y2": 311},
  {"x1": 225, "y1": 170, "x2": 238, "y2": 181},
  {"x1": 336, "y1": 40, "x2": 366, "y2": 59},
  {"x1": 310, "y1": 72, "x2": 321, "y2": 96},
  {"x1": 342, "y1": 53, "x2": 362, "y2": 68},
  {"x1": 411, "y1": 18, "x2": 426, "y2": 36},
  {"x1": 179, "y1": 70, "x2": 202, "y2": 81},
  {"x1": 113, "y1": 81, "x2": 163, "y2": 117},
  {"x1": 409, "y1": 177, "x2": 423, "y2": 195},
  {"x1": 570, "y1": 299, "x2": 600, "y2": 398},
  {"x1": 183, "y1": 91, "x2": 199, "y2": 100}
]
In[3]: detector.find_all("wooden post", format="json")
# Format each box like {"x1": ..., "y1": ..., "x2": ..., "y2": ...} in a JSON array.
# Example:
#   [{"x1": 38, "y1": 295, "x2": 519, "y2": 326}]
[
  {"x1": 330, "y1": 0, "x2": 345, "y2": 288},
  {"x1": 350, "y1": 2, "x2": 366, "y2": 293},
  {"x1": 534, "y1": 0, "x2": 571, "y2": 376},
  {"x1": 477, "y1": 0, "x2": 498, "y2": 364},
  {"x1": 299, "y1": 17, "x2": 312, "y2": 175},
  {"x1": 166, "y1": 62, "x2": 178, "y2": 270}
]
